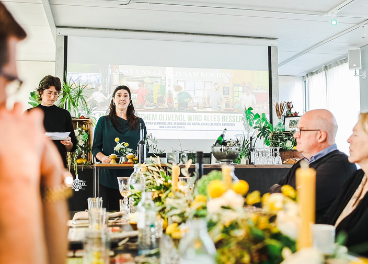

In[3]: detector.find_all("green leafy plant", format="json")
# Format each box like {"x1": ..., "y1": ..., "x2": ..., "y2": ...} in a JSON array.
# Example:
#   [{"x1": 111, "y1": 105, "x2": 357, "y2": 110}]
[
  {"x1": 28, "y1": 91, "x2": 39, "y2": 107},
  {"x1": 269, "y1": 131, "x2": 296, "y2": 150},
  {"x1": 243, "y1": 107, "x2": 273, "y2": 146},
  {"x1": 57, "y1": 81, "x2": 90, "y2": 118}
]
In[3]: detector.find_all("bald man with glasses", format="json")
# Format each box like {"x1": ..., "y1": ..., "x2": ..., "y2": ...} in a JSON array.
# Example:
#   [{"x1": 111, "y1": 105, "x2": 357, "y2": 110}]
[{"x1": 269, "y1": 109, "x2": 356, "y2": 221}]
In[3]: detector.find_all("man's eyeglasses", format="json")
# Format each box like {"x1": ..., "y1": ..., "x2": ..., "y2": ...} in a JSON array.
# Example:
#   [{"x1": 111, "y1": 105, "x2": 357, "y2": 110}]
[
  {"x1": 294, "y1": 128, "x2": 321, "y2": 137},
  {"x1": 0, "y1": 70, "x2": 23, "y2": 93}
]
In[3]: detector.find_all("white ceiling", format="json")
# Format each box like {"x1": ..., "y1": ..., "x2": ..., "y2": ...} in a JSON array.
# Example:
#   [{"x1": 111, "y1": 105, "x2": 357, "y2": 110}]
[{"x1": 3, "y1": 0, "x2": 368, "y2": 76}]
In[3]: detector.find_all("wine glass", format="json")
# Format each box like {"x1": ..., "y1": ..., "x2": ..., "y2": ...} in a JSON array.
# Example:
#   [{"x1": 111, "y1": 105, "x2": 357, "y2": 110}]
[{"x1": 117, "y1": 177, "x2": 130, "y2": 222}]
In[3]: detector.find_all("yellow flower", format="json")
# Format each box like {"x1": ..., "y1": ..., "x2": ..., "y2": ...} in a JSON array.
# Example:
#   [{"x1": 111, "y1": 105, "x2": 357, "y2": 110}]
[
  {"x1": 207, "y1": 180, "x2": 227, "y2": 198},
  {"x1": 115, "y1": 137, "x2": 120, "y2": 142},
  {"x1": 171, "y1": 230, "x2": 182, "y2": 239},
  {"x1": 258, "y1": 216, "x2": 269, "y2": 229},
  {"x1": 293, "y1": 146, "x2": 297, "y2": 150},
  {"x1": 246, "y1": 191, "x2": 261, "y2": 205},
  {"x1": 262, "y1": 193, "x2": 270, "y2": 206},
  {"x1": 194, "y1": 194, "x2": 207, "y2": 203},
  {"x1": 166, "y1": 223, "x2": 178, "y2": 235},
  {"x1": 124, "y1": 142, "x2": 129, "y2": 147},
  {"x1": 281, "y1": 185, "x2": 296, "y2": 199},
  {"x1": 231, "y1": 180, "x2": 249, "y2": 196}
]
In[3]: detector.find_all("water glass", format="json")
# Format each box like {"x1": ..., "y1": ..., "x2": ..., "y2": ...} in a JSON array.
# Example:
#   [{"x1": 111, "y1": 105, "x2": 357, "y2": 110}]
[
  {"x1": 117, "y1": 177, "x2": 130, "y2": 221},
  {"x1": 313, "y1": 224, "x2": 335, "y2": 254},
  {"x1": 87, "y1": 197, "x2": 103, "y2": 210},
  {"x1": 83, "y1": 229, "x2": 110, "y2": 264},
  {"x1": 89, "y1": 208, "x2": 108, "y2": 230}
]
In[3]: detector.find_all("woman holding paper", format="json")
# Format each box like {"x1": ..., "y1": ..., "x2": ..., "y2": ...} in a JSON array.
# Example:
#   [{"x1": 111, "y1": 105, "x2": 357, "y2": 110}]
[
  {"x1": 28, "y1": 75, "x2": 77, "y2": 167},
  {"x1": 318, "y1": 112, "x2": 368, "y2": 256}
]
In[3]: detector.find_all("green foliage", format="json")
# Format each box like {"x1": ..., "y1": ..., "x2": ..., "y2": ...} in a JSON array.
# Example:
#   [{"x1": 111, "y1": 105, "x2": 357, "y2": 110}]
[
  {"x1": 269, "y1": 131, "x2": 296, "y2": 150},
  {"x1": 194, "y1": 170, "x2": 223, "y2": 197},
  {"x1": 57, "y1": 81, "x2": 90, "y2": 118},
  {"x1": 28, "y1": 91, "x2": 39, "y2": 107}
]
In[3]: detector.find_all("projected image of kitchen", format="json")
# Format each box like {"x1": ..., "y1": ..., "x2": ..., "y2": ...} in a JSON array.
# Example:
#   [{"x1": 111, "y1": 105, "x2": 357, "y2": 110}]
[{"x1": 68, "y1": 64, "x2": 269, "y2": 140}]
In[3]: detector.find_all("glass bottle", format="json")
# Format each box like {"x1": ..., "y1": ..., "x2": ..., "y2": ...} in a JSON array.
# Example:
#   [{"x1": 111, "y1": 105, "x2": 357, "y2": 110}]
[
  {"x1": 215, "y1": 128, "x2": 227, "y2": 146},
  {"x1": 138, "y1": 123, "x2": 147, "y2": 164},
  {"x1": 195, "y1": 151, "x2": 203, "y2": 182},
  {"x1": 137, "y1": 192, "x2": 158, "y2": 256},
  {"x1": 129, "y1": 164, "x2": 145, "y2": 213},
  {"x1": 179, "y1": 219, "x2": 216, "y2": 264}
]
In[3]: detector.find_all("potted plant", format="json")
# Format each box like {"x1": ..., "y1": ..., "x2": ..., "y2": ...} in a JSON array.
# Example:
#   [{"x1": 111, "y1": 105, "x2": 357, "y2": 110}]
[{"x1": 57, "y1": 80, "x2": 90, "y2": 118}]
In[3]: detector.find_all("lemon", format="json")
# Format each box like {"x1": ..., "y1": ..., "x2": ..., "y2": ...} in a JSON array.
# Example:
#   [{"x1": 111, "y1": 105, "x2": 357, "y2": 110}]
[
  {"x1": 281, "y1": 185, "x2": 296, "y2": 199},
  {"x1": 231, "y1": 180, "x2": 249, "y2": 196},
  {"x1": 166, "y1": 223, "x2": 178, "y2": 235},
  {"x1": 246, "y1": 190, "x2": 261, "y2": 205},
  {"x1": 163, "y1": 218, "x2": 168, "y2": 230},
  {"x1": 171, "y1": 230, "x2": 182, "y2": 239},
  {"x1": 194, "y1": 194, "x2": 207, "y2": 203},
  {"x1": 207, "y1": 179, "x2": 227, "y2": 198},
  {"x1": 76, "y1": 158, "x2": 84, "y2": 164}
]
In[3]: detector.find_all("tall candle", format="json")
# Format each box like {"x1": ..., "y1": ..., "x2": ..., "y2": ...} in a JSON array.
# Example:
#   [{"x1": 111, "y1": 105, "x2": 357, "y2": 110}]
[
  {"x1": 296, "y1": 160, "x2": 316, "y2": 250},
  {"x1": 172, "y1": 164, "x2": 179, "y2": 191},
  {"x1": 222, "y1": 165, "x2": 233, "y2": 188}
]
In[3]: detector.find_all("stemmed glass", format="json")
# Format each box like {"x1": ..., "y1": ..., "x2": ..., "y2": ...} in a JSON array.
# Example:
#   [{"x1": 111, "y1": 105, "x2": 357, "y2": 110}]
[{"x1": 117, "y1": 177, "x2": 130, "y2": 222}]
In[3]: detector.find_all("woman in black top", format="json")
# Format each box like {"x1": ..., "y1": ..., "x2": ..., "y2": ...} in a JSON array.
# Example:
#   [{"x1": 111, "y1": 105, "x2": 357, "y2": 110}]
[
  {"x1": 318, "y1": 112, "x2": 368, "y2": 256},
  {"x1": 92, "y1": 86, "x2": 146, "y2": 211},
  {"x1": 29, "y1": 75, "x2": 77, "y2": 167}
]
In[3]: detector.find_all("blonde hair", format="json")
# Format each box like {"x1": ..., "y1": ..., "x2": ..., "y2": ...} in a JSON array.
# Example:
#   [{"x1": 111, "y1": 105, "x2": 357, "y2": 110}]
[{"x1": 358, "y1": 112, "x2": 368, "y2": 135}]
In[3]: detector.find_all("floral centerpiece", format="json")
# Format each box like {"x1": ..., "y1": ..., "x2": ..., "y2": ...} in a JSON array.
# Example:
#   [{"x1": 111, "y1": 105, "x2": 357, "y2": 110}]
[
  {"x1": 113, "y1": 137, "x2": 138, "y2": 163},
  {"x1": 67, "y1": 122, "x2": 91, "y2": 173}
]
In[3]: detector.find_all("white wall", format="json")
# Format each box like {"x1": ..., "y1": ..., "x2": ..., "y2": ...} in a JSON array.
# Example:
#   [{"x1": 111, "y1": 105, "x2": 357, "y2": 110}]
[
  {"x1": 7, "y1": 61, "x2": 55, "y2": 109},
  {"x1": 360, "y1": 44, "x2": 368, "y2": 113},
  {"x1": 278, "y1": 75, "x2": 304, "y2": 116},
  {"x1": 3, "y1": 1, "x2": 56, "y2": 110}
]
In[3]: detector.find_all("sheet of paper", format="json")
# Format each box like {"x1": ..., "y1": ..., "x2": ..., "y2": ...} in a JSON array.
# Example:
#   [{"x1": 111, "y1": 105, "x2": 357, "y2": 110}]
[{"x1": 45, "y1": 132, "x2": 70, "y2": 141}]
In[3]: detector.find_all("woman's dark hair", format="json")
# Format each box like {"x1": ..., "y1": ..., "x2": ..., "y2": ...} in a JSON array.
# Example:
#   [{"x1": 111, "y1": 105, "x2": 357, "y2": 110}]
[
  {"x1": 36, "y1": 75, "x2": 62, "y2": 102},
  {"x1": 108, "y1": 86, "x2": 139, "y2": 131}
]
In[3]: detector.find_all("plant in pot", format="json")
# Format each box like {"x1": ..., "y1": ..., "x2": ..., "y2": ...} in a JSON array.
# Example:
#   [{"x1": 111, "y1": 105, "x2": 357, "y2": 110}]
[
  {"x1": 57, "y1": 80, "x2": 94, "y2": 170},
  {"x1": 237, "y1": 107, "x2": 273, "y2": 164},
  {"x1": 57, "y1": 80, "x2": 90, "y2": 118}
]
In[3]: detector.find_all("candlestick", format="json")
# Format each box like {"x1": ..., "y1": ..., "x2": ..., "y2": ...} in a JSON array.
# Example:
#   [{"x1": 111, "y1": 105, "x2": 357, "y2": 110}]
[
  {"x1": 296, "y1": 160, "x2": 316, "y2": 250},
  {"x1": 222, "y1": 165, "x2": 233, "y2": 188},
  {"x1": 172, "y1": 164, "x2": 179, "y2": 191}
]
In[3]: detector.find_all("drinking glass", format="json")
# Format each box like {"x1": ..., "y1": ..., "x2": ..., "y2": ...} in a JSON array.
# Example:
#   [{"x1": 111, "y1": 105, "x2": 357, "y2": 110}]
[
  {"x1": 87, "y1": 197, "x2": 103, "y2": 210},
  {"x1": 117, "y1": 177, "x2": 130, "y2": 222},
  {"x1": 88, "y1": 207, "x2": 108, "y2": 230},
  {"x1": 83, "y1": 229, "x2": 110, "y2": 264}
]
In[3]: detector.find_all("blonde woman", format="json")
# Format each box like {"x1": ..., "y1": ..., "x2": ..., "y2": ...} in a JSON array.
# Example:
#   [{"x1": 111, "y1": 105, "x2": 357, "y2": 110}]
[{"x1": 318, "y1": 112, "x2": 368, "y2": 256}]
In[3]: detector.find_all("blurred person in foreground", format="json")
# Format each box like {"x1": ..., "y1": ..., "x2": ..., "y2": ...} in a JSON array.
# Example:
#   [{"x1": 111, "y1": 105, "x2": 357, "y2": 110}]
[
  {"x1": 318, "y1": 113, "x2": 368, "y2": 256},
  {"x1": 0, "y1": 2, "x2": 69, "y2": 264},
  {"x1": 269, "y1": 109, "x2": 356, "y2": 220},
  {"x1": 28, "y1": 75, "x2": 77, "y2": 168}
]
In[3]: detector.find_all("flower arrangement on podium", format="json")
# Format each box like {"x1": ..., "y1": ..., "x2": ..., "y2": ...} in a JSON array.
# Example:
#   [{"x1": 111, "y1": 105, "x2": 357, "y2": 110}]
[{"x1": 113, "y1": 137, "x2": 138, "y2": 163}]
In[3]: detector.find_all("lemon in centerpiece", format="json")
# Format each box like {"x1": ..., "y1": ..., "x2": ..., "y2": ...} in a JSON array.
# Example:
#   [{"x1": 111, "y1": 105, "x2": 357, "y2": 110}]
[
  {"x1": 231, "y1": 180, "x2": 249, "y2": 196},
  {"x1": 207, "y1": 179, "x2": 227, "y2": 198}
]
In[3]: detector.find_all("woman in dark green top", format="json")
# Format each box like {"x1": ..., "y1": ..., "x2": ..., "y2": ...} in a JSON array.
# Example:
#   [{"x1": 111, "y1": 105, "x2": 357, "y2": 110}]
[{"x1": 92, "y1": 86, "x2": 146, "y2": 210}]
